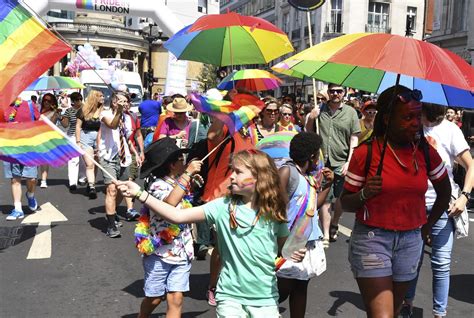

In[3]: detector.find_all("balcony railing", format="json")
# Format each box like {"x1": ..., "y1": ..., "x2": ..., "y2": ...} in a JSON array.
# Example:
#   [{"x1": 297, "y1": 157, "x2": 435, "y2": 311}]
[
  {"x1": 325, "y1": 22, "x2": 343, "y2": 34},
  {"x1": 365, "y1": 24, "x2": 391, "y2": 34},
  {"x1": 50, "y1": 22, "x2": 142, "y2": 38}
]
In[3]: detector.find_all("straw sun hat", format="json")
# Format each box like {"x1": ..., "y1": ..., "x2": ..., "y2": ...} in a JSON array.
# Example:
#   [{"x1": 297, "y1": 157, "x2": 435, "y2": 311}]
[{"x1": 166, "y1": 97, "x2": 193, "y2": 113}]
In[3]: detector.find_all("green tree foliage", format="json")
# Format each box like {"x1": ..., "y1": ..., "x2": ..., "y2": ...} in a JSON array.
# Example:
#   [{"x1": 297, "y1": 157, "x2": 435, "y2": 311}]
[{"x1": 196, "y1": 64, "x2": 219, "y2": 91}]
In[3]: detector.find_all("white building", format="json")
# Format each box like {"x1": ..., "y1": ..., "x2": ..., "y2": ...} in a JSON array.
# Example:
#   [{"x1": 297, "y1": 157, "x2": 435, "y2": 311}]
[{"x1": 221, "y1": 0, "x2": 426, "y2": 100}]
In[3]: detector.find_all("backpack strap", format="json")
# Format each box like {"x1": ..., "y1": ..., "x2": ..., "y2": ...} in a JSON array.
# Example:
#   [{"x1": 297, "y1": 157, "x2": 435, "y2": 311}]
[
  {"x1": 364, "y1": 139, "x2": 373, "y2": 176},
  {"x1": 422, "y1": 137, "x2": 431, "y2": 174}
]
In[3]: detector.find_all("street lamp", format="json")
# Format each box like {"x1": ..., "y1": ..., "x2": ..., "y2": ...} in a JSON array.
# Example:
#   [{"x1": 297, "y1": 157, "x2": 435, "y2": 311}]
[{"x1": 142, "y1": 23, "x2": 168, "y2": 96}]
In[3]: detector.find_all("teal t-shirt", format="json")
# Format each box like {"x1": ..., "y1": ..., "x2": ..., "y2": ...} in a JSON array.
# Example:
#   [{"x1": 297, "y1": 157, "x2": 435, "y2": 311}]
[{"x1": 202, "y1": 197, "x2": 290, "y2": 306}]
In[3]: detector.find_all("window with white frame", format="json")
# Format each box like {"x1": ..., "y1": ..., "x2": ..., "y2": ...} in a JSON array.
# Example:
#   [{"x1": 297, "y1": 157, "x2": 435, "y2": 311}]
[
  {"x1": 282, "y1": 12, "x2": 290, "y2": 33},
  {"x1": 368, "y1": 2, "x2": 390, "y2": 31},
  {"x1": 406, "y1": 6, "x2": 417, "y2": 32},
  {"x1": 330, "y1": 0, "x2": 343, "y2": 33}
]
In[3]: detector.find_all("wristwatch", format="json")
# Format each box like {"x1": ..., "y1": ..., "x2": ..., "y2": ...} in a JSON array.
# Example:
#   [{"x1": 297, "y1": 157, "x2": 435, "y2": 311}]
[{"x1": 461, "y1": 191, "x2": 471, "y2": 200}]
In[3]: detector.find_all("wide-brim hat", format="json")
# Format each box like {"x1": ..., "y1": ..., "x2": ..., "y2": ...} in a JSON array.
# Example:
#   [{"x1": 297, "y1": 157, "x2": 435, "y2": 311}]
[
  {"x1": 166, "y1": 97, "x2": 193, "y2": 113},
  {"x1": 140, "y1": 137, "x2": 188, "y2": 178}
]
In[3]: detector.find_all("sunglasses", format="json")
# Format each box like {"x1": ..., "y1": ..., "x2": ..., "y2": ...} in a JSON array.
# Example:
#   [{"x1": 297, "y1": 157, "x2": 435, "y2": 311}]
[
  {"x1": 265, "y1": 109, "x2": 278, "y2": 115},
  {"x1": 398, "y1": 89, "x2": 423, "y2": 104},
  {"x1": 281, "y1": 112, "x2": 292, "y2": 117},
  {"x1": 366, "y1": 110, "x2": 377, "y2": 115},
  {"x1": 328, "y1": 89, "x2": 344, "y2": 94}
]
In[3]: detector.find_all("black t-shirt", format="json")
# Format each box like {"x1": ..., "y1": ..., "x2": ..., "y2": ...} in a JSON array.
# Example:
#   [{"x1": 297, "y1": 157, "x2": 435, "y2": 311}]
[{"x1": 76, "y1": 109, "x2": 100, "y2": 132}]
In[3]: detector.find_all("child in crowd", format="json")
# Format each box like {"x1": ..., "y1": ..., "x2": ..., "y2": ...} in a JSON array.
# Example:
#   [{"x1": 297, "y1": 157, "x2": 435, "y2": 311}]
[
  {"x1": 131, "y1": 137, "x2": 202, "y2": 317},
  {"x1": 277, "y1": 132, "x2": 334, "y2": 318},
  {"x1": 117, "y1": 149, "x2": 305, "y2": 318}
]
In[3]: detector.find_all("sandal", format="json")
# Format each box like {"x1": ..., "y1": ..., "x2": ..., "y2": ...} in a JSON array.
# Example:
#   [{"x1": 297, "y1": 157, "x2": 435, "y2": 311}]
[
  {"x1": 322, "y1": 238, "x2": 330, "y2": 249},
  {"x1": 329, "y1": 224, "x2": 339, "y2": 242}
]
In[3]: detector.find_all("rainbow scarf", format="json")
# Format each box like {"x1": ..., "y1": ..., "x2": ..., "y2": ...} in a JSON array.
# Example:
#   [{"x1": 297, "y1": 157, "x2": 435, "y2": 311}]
[
  {"x1": 0, "y1": 0, "x2": 71, "y2": 120},
  {"x1": 0, "y1": 117, "x2": 83, "y2": 166},
  {"x1": 190, "y1": 93, "x2": 265, "y2": 135}
]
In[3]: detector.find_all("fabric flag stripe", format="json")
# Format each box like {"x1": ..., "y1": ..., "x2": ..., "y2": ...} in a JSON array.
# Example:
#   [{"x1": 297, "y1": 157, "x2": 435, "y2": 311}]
[
  {"x1": 0, "y1": 0, "x2": 71, "y2": 119},
  {"x1": 0, "y1": 117, "x2": 83, "y2": 167},
  {"x1": 191, "y1": 94, "x2": 240, "y2": 114}
]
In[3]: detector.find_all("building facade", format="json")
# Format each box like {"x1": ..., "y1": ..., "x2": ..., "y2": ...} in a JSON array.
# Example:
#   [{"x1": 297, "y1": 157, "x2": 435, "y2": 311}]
[
  {"x1": 46, "y1": 0, "x2": 220, "y2": 95},
  {"x1": 424, "y1": 0, "x2": 472, "y2": 65},
  {"x1": 220, "y1": 0, "x2": 425, "y2": 100}
]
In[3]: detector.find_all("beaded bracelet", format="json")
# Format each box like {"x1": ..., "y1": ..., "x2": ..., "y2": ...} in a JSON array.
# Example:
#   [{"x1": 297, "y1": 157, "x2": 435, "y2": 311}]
[
  {"x1": 183, "y1": 171, "x2": 193, "y2": 178},
  {"x1": 135, "y1": 188, "x2": 144, "y2": 200},
  {"x1": 359, "y1": 188, "x2": 368, "y2": 201},
  {"x1": 176, "y1": 181, "x2": 188, "y2": 192}
]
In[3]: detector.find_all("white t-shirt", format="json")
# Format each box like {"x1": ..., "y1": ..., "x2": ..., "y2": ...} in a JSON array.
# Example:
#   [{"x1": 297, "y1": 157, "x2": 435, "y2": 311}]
[
  {"x1": 424, "y1": 119, "x2": 469, "y2": 206},
  {"x1": 99, "y1": 109, "x2": 133, "y2": 167}
]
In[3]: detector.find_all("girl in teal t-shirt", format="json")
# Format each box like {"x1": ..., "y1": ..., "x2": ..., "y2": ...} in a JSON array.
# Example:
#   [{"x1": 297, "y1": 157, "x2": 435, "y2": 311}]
[{"x1": 117, "y1": 150, "x2": 306, "y2": 317}]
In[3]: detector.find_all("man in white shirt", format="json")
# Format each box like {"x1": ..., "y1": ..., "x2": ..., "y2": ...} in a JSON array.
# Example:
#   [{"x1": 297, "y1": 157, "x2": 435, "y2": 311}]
[{"x1": 99, "y1": 92, "x2": 137, "y2": 238}]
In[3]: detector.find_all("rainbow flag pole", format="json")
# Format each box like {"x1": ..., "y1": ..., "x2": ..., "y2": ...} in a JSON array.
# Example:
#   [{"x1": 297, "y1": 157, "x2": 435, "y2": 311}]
[{"x1": 39, "y1": 115, "x2": 118, "y2": 182}]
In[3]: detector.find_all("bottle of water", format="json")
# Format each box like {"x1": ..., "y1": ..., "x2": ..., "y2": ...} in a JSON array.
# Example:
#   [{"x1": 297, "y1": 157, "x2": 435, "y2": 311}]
[{"x1": 281, "y1": 213, "x2": 313, "y2": 259}]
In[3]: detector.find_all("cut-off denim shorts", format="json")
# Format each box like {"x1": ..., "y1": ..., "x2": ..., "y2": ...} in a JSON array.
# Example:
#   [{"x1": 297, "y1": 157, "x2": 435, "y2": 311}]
[
  {"x1": 142, "y1": 254, "x2": 191, "y2": 297},
  {"x1": 348, "y1": 221, "x2": 423, "y2": 282},
  {"x1": 3, "y1": 162, "x2": 37, "y2": 179},
  {"x1": 80, "y1": 130, "x2": 98, "y2": 150}
]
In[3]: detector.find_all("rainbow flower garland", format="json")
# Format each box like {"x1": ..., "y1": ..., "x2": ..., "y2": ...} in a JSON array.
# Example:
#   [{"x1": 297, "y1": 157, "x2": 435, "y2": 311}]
[
  {"x1": 8, "y1": 98, "x2": 23, "y2": 122},
  {"x1": 134, "y1": 194, "x2": 193, "y2": 255}
]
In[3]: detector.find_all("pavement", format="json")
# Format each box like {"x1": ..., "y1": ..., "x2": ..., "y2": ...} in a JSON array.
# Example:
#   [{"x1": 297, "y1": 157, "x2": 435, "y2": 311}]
[{"x1": 0, "y1": 165, "x2": 473, "y2": 317}]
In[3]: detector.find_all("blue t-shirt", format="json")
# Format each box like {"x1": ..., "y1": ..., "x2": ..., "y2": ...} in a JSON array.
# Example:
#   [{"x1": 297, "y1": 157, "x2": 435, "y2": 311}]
[{"x1": 139, "y1": 99, "x2": 161, "y2": 128}]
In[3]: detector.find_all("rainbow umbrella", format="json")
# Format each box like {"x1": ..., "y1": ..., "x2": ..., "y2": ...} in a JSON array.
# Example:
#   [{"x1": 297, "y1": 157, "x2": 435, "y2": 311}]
[
  {"x1": 271, "y1": 61, "x2": 305, "y2": 79},
  {"x1": 256, "y1": 131, "x2": 298, "y2": 159},
  {"x1": 275, "y1": 33, "x2": 474, "y2": 108},
  {"x1": 164, "y1": 12, "x2": 294, "y2": 66},
  {"x1": 217, "y1": 69, "x2": 282, "y2": 91},
  {"x1": 26, "y1": 76, "x2": 84, "y2": 91}
]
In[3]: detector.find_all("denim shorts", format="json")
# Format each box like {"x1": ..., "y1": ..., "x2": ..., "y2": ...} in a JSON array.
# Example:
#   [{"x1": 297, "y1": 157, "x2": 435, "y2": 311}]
[
  {"x1": 216, "y1": 300, "x2": 280, "y2": 318},
  {"x1": 3, "y1": 162, "x2": 37, "y2": 179},
  {"x1": 348, "y1": 221, "x2": 422, "y2": 282},
  {"x1": 80, "y1": 130, "x2": 98, "y2": 150},
  {"x1": 142, "y1": 254, "x2": 191, "y2": 297},
  {"x1": 99, "y1": 157, "x2": 130, "y2": 185}
]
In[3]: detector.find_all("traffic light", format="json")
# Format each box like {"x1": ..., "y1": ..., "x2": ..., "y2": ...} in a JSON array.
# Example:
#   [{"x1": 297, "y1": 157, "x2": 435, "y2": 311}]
[{"x1": 147, "y1": 69, "x2": 154, "y2": 84}]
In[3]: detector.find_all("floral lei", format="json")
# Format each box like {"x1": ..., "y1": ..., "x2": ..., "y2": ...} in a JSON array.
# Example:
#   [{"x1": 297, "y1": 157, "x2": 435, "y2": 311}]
[
  {"x1": 134, "y1": 176, "x2": 193, "y2": 255},
  {"x1": 8, "y1": 98, "x2": 22, "y2": 122}
]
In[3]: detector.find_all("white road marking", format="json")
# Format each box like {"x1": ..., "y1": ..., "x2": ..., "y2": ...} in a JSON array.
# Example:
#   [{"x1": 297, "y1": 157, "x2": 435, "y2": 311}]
[
  {"x1": 338, "y1": 224, "x2": 352, "y2": 237},
  {"x1": 469, "y1": 218, "x2": 474, "y2": 222},
  {"x1": 21, "y1": 202, "x2": 67, "y2": 260}
]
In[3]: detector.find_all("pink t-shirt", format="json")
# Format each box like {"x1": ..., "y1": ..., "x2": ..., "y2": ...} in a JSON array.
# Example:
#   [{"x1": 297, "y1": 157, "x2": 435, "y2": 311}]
[{"x1": 159, "y1": 117, "x2": 191, "y2": 141}]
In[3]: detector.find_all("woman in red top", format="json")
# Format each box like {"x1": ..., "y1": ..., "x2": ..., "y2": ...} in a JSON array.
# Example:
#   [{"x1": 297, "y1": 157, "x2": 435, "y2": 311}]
[{"x1": 340, "y1": 85, "x2": 451, "y2": 317}]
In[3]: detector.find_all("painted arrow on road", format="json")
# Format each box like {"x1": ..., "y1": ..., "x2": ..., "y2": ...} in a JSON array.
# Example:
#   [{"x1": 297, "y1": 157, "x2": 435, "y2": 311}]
[{"x1": 21, "y1": 202, "x2": 67, "y2": 259}]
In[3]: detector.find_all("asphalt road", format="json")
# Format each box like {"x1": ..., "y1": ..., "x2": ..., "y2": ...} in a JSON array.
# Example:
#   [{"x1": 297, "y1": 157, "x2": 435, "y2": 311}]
[{"x1": 0, "y1": 165, "x2": 473, "y2": 317}]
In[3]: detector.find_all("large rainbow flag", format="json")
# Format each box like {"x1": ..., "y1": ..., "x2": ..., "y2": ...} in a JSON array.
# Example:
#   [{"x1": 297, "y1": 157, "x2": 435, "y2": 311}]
[
  {"x1": 0, "y1": 116, "x2": 83, "y2": 167},
  {"x1": 190, "y1": 93, "x2": 264, "y2": 134},
  {"x1": 0, "y1": 0, "x2": 71, "y2": 121}
]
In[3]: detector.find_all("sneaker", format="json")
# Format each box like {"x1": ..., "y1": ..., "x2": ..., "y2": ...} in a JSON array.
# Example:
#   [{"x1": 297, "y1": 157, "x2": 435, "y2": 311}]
[
  {"x1": 40, "y1": 181, "x2": 47, "y2": 188},
  {"x1": 26, "y1": 193, "x2": 38, "y2": 211},
  {"x1": 207, "y1": 287, "x2": 217, "y2": 307},
  {"x1": 115, "y1": 215, "x2": 123, "y2": 227},
  {"x1": 6, "y1": 209, "x2": 24, "y2": 221},
  {"x1": 125, "y1": 208, "x2": 140, "y2": 221},
  {"x1": 400, "y1": 304, "x2": 413, "y2": 318},
  {"x1": 329, "y1": 224, "x2": 339, "y2": 242},
  {"x1": 78, "y1": 178, "x2": 87, "y2": 186},
  {"x1": 69, "y1": 185, "x2": 77, "y2": 192},
  {"x1": 88, "y1": 186, "x2": 97, "y2": 199},
  {"x1": 196, "y1": 245, "x2": 209, "y2": 260},
  {"x1": 106, "y1": 227, "x2": 121, "y2": 238}
]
